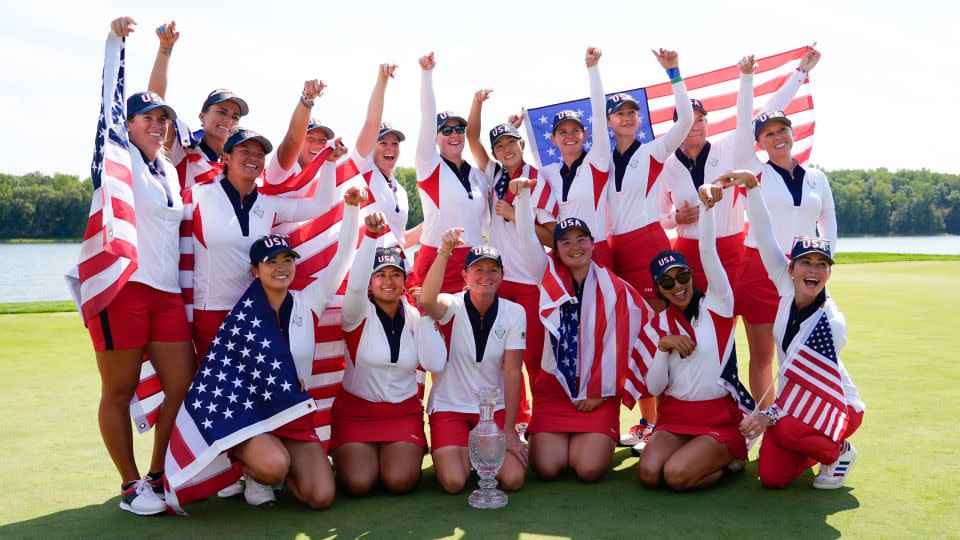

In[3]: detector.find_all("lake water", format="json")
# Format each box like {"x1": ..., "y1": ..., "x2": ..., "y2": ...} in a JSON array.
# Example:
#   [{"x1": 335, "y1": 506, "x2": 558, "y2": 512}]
[{"x1": 3, "y1": 235, "x2": 959, "y2": 303}]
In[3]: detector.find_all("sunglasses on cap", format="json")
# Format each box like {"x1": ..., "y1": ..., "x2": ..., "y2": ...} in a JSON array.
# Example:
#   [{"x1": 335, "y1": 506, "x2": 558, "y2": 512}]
[
  {"x1": 657, "y1": 270, "x2": 692, "y2": 290},
  {"x1": 439, "y1": 125, "x2": 466, "y2": 136}
]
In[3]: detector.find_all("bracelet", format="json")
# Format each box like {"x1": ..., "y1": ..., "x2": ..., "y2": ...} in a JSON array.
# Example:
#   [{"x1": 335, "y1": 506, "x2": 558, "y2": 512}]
[
  {"x1": 437, "y1": 248, "x2": 452, "y2": 259},
  {"x1": 796, "y1": 68, "x2": 809, "y2": 75},
  {"x1": 760, "y1": 405, "x2": 782, "y2": 425},
  {"x1": 666, "y1": 67, "x2": 681, "y2": 83},
  {"x1": 299, "y1": 95, "x2": 314, "y2": 109}
]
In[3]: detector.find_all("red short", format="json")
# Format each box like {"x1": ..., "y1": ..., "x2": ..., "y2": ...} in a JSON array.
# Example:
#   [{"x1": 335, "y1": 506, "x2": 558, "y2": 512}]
[
  {"x1": 329, "y1": 390, "x2": 427, "y2": 451},
  {"x1": 192, "y1": 308, "x2": 230, "y2": 362},
  {"x1": 85, "y1": 281, "x2": 191, "y2": 352},
  {"x1": 655, "y1": 395, "x2": 747, "y2": 461},
  {"x1": 526, "y1": 372, "x2": 621, "y2": 441},
  {"x1": 428, "y1": 409, "x2": 506, "y2": 450},
  {"x1": 412, "y1": 245, "x2": 470, "y2": 294},
  {"x1": 591, "y1": 240, "x2": 614, "y2": 269},
  {"x1": 674, "y1": 232, "x2": 745, "y2": 293},
  {"x1": 758, "y1": 408, "x2": 864, "y2": 489},
  {"x1": 270, "y1": 410, "x2": 322, "y2": 443},
  {"x1": 734, "y1": 247, "x2": 780, "y2": 324},
  {"x1": 609, "y1": 223, "x2": 672, "y2": 299},
  {"x1": 497, "y1": 280, "x2": 544, "y2": 424}
]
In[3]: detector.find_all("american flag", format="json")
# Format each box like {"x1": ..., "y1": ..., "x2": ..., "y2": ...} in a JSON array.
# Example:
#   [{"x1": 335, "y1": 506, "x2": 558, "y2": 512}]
[
  {"x1": 76, "y1": 33, "x2": 138, "y2": 322},
  {"x1": 539, "y1": 260, "x2": 652, "y2": 400},
  {"x1": 491, "y1": 162, "x2": 559, "y2": 217},
  {"x1": 622, "y1": 305, "x2": 754, "y2": 413},
  {"x1": 523, "y1": 46, "x2": 815, "y2": 168},
  {"x1": 776, "y1": 311, "x2": 849, "y2": 441},
  {"x1": 164, "y1": 279, "x2": 316, "y2": 515}
]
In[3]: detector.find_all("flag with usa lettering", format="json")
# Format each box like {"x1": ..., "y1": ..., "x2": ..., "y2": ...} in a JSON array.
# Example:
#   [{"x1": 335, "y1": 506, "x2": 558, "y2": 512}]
[
  {"x1": 523, "y1": 46, "x2": 815, "y2": 168},
  {"x1": 776, "y1": 310, "x2": 849, "y2": 441},
  {"x1": 164, "y1": 279, "x2": 315, "y2": 514},
  {"x1": 76, "y1": 33, "x2": 137, "y2": 322}
]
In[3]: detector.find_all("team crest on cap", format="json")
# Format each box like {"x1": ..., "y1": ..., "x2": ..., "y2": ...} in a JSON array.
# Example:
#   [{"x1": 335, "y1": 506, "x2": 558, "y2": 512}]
[
  {"x1": 657, "y1": 254, "x2": 677, "y2": 266},
  {"x1": 794, "y1": 236, "x2": 830, "y2": 251}
]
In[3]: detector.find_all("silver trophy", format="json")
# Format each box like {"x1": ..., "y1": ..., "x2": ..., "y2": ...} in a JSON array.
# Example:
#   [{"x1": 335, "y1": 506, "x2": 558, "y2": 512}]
[{"x1": 468, "y1": 387, "x2": 508, "y2": 509}]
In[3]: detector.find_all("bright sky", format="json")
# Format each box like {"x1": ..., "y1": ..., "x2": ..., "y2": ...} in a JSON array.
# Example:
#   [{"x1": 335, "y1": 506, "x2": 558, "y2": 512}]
[{"x1": 1, "y1": 0, "x2": 957, "y2": 179}]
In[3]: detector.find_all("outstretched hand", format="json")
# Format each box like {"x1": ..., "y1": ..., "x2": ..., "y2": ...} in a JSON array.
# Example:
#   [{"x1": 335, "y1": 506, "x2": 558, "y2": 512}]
[
  {"x1": 343, "y1": 186, "x2": 369, "y2": 207},
  {"x1": 474, "y1": 89, "x2": 493, "y2": 103},
  {"x1": 379, "y1": 63, "x2": 397, "y2": 80},
  {"x1": 156, "y1": 20, "x2": 179, "y2": 48},
  {"x1": 652, "y1": 48, "x2": 679, "y2": 70},
  {"x1": 418, "y1": 52, "x2": 436, "y2": 71},
  {"x1": 111, "y1": 16, "x2": 136, "y2": 37},
  {"x1": 508, "y1": 109, "x2": 527, "y2": 129},
  {"x1": 440, "y1": 227, "x2": 465, "y2": 252},
  {"x1": 327, "y1": 138, "x2": 348, "y2": 162},
  {"x1": 365, "y1": 212, "x2": 387, "y2": 234},
  {"x1": 302, "y1": 79, "x2": 326, "y2": 102},
  {"x1": 738, "y1": 54, "x2": 756, "y2": 75},
  {"x1": 585, "y1": 47, "x2": 602, "y2": 68},
  {"x1": 798, "y1": 43, "x2": 821, "y2": 72}
]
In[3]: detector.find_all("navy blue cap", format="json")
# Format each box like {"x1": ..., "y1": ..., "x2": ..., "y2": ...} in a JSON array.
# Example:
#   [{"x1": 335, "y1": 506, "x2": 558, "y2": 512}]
[
  {"x1": 464, "y1": 245, "x2": 503, "y2": 269},
  {"x1": 373, "y1": 247, "x2": 406, "y2": 273},
  {"x1": 378, "y1": 122, "x2": 406, "y2": 142},
  {"x1": 249, "y1": 234, "x2": 300, "y2": 265},
  {"x1": 649, "y1": 251, "x2": 691, "y2": 282},
  {"x1": 553, "y1": 217, "x2": 592, "y2": 244},
  {"x1": 489, "y1": 123, "x2": 522, "y2": 148},
  {"x1": 673, "y1": 98, "x2": 707, "y2": 122},
  {"x1": 436, "y1": 111, "x2": 467, "y2": 131},
  {"x1": 201, "y1": 89, "x2": 249, "y2": 116},
  {"x1": 126, "y1": 91, "x2": 176, "y2": 120},
  {"x1": 606, "y1": 93, "x2": 640, "y2": 116},
  {"x1": 753, "y1": 110, "x2": 792, "y2": 140},
  {"x1": 552, "y1": 110, "x2": 584, "y2": 133},
  {"x1": 306, "y1": 119, "x2": 335, "y2": 139},
  {"x1": 790, "y1": 236, "x2": 834, "y2": 264},
  {"x1": 224, "y1": 128, "x2": 273, "y2": 154}
]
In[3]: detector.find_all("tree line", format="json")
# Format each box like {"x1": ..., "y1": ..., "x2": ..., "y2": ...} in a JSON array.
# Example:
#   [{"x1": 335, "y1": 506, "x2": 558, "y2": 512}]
[{"x1": 1, "y1": 167, "x2": 957, "y2": 240}]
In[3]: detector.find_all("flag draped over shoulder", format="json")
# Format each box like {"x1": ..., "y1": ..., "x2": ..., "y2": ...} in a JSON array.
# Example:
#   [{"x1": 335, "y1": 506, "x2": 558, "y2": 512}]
[
  {"x1": 76, "y1": 33, "x2": 137, "y2": 322},
  {"x1": 776, "y1": 310, "x2": 849, "y2": 441},
  {"x1": 539, "y1": 260, "x2": 652, "y2": 401},
  {"x1": 524, "y1": 46, "x2": 815, "y2": 167},
  {"x1": 164, "y1": 279, "x2": 315, "y2": 515}
]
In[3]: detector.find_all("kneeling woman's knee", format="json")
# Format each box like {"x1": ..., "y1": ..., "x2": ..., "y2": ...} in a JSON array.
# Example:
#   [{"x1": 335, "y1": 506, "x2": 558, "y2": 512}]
[
  {"x1": 662, "y1": 461, "x2": 696, "y2": 492},
  {"x1": 303, "y1": 484, "x2": 335, "y2": 509},
  {"x1": 637, "y1": 459, "x2": 663, "y2": 488},
  {"x1": 381, "y1": 468, "x2": 420, "y2": 494},
  {"x1": 435, "y1": 467, "x2": 468, "y2": 494},
  {"x1": 247, "y1": 452, "x2": 291, "y2": 486}
]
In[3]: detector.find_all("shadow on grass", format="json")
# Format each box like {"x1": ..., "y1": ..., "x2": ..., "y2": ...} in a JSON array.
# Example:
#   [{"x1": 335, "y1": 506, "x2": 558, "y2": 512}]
[{"x1": 1, "y1": 449, "x2": 859, "y2": 539}]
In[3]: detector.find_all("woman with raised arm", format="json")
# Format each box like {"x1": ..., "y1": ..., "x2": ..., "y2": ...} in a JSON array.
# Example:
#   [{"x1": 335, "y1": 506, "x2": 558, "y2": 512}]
[
  {"x1": 466, "y1": 90, "x2": 560, "y2": 433},
  {"x1": 732, "y1": 49, "x2": 835, "y2": 409},
  {"x1": 511, "y1": 178, "x2": 650, "y2": 483},
  {"x1": 419, "y1": 232, "x2": 527, "y2": 494},
  {"x1": 351, "y1": 64, "x2": 419, "y2": 249},
  {"x1": 524, "y1": 48, "x2": 612, "y2": 267},
  {"x1": 413, "y1": 52, "x2": 492, "y2": 292},
  {"x1": 80, "y1": 17, "x2": 195, "y2": 516},
  {"x1": 724, "y1": 170, "x2": 864, "y2": 490},
  {"x1": 632, "y1": 184, "x2": 756, "y2": 492},
  {"x1": 330, "y1": 212, "x2": 446, "y2": 495}
]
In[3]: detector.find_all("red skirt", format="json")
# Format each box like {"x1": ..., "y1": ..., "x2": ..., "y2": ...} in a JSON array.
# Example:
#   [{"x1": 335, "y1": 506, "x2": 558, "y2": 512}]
[
  {"x1": 271, "y1": 410, "x2": 323, "y2": 443},
  {"x1": 591, "y1": 240, "x2": 614, "y2": 270},
  {"x1": 329, "y1": 390, "x2": 426, "y2": 451},
  {"x1": 192, "y1": 308, "x2": 230, "y2": 362},
  {"x1": 412, "y1": 245, "x2": 470, "y2": 294},
  {"x1": 655, "y1": 395, "x2": 747, "y2": 460},
  {"x1": 609, "y1": 223, "x2": 672, "y2": 300},
  {"x1": 527, "y1": 372, "x2": 621, "y2": 441},
  {"x1": 674, "y1": 232, "x2": 745, "y2": 293},
  {"x1": 733, "y1": 247, "x2": 780, "y2": 324}
]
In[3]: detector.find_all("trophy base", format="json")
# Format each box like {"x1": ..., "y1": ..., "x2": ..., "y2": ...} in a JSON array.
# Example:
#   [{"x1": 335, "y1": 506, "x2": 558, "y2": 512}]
[{"x1": 468, "y1": 487, "x2": 508, "y2": 509}]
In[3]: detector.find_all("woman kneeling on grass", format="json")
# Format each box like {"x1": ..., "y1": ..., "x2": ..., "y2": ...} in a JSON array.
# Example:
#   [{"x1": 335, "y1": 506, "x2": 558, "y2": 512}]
[
  {"x1": 725, "y1": 170, "x2": 865, "y2": 490},
  {"x1": 511, "y1": 178, "x2": 650, "y2": 483},
  {"x1": 330, "y1": 212, "x2": 447, "y2": 495},
  {"x1": 631, "y1": 184, "x2": 756, "y2": 491},
  {"x1": 164, "y1": 188, "x2": 363, "y2": 512},
  {"x1": 419, "y1": 233, "x2": 528, "y2": 494}
]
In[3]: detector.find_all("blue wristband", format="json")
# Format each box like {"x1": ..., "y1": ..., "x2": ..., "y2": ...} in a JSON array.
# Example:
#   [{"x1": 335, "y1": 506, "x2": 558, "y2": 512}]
[{"x1": 666, "y1": 67, "x2": 681, "y2": 81}]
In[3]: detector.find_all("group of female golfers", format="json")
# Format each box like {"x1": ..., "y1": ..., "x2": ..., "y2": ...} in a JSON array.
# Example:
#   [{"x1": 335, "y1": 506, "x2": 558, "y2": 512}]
[{"x1": 85, "y1": 16, "x2": 864, "y2": 515}]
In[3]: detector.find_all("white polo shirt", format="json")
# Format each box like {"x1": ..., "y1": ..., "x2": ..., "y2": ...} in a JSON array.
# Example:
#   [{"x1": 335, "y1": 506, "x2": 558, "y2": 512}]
[
  {"x1": 427, "y1": 292, "x2": 525, "y2": 414},
  {"x1": 352, "y1": 149, "x2": 409, "y2": 249},
  {"x1": 127, "y1": 150, "x2": 183, "y2": 293}
]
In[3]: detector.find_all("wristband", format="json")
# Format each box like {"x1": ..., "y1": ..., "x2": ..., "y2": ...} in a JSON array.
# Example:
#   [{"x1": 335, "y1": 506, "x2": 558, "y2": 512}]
[
  {"x1": 299, "y1": 95, "x2": 314, "y2": 109},
  {"x1": 760, "y1": 405, "x2": 783, "y2": 425},
  {"x1": 666, "y1": 67, "x2": 681, "y2": 83},
  {"x1": 437, "y1": 248, "x2": 452, "y2": 259},
  {"x1": 160, "y1": 47, "x2": 172, "y2": 55}
]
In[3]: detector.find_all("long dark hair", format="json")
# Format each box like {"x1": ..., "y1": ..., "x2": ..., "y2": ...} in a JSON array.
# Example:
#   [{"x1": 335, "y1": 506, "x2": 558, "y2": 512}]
[{"x1": 651, "y1": 250, "x2": 704, "y2": 322}]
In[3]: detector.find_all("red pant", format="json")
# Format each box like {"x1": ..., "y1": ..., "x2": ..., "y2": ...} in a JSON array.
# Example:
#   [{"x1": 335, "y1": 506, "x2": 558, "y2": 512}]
[
  {"x1": 673, "y1": 232, "x2": 745, "y2": 293},
  {"x1": 412, "y1": 245, "x2": 469, "y2": 294},
  {"x1": 609, "y1": 223, "x2": 671, "y2": 300},
  {"x1": 497, "y1": 280, "x2": 544, "y2": 424},
  {"x1": 192, "y1": 308, "x2": 230, "y2": 363},
  {"x1": 758, "y1": 407, "x2": 864, "y2": 489}
]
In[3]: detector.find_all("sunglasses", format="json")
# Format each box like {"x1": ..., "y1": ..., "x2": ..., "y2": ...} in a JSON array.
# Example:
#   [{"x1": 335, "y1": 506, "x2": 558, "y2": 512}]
[
  {"x1": 439, "y1": 125, "x2": 466, "y2": 136},
  {"x1": 657, "y1": 270, "x2": 692, "y2": 290}
]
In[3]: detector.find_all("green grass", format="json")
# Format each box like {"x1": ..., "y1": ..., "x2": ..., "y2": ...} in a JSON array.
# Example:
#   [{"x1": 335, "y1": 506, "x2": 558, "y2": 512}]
[
  {"x1": 0, "y1": 238, "x2": 80, "y2": 244},
  {"x1": 1, "y1": 261, "x2": 959, "y2": 539},
  {"x1": 834, "y1": 252, "x2": 960, "y2": 264},
  {"x1": 0, "y1": 301, "x2": 76, "y2": 315}
]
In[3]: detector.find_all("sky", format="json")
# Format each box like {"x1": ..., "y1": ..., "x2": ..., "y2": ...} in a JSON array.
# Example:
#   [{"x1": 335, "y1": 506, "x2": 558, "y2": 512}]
[{"x1": 1, "y1": 0, "x2": 957, "y2": 180}]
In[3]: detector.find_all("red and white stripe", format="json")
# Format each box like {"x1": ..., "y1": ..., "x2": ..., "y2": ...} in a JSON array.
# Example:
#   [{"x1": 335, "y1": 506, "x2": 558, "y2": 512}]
[
  {"x1": 539, "y1": 260, "x2": 652, "y2": 401},
  {"x1": 648, "y1": 46, "x2": 815, "y2": 164},
  {"x1": 777, "y1": 348, "x2": 849, "y2": 442},
  {"x1": 622, "y1": 305, "x2": 695, "y2": 409}
]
